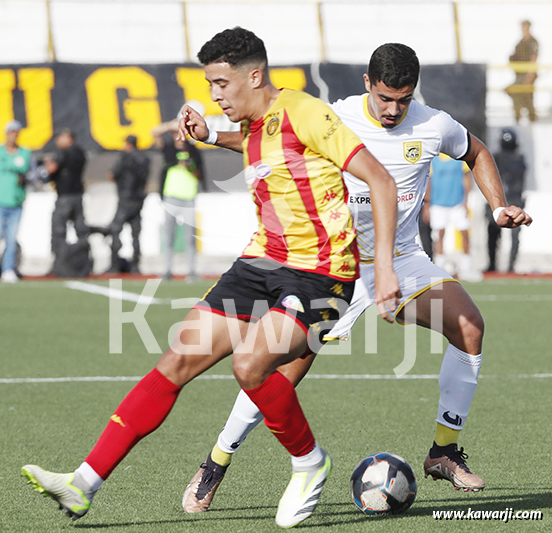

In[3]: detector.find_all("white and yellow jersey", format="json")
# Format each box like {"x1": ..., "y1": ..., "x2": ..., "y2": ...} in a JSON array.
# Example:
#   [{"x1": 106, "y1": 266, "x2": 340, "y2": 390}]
[{"x1": 331, "y1": 94, "x2": 469, "y2": 263}]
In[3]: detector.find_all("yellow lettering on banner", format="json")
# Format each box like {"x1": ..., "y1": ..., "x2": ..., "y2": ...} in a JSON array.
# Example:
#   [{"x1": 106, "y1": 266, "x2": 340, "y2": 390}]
[
  {"x1": 0, "y1": 70, "x2": 16, "y2": 144},
  {"x1": 18, "y1": 69, "x2": 55, "y2": 150},
  {"x1": 175, "y1": 68, "x2": 222, "y2": 116},
  {"x1": 174, "y1": 67, "x2": 307, "y2": 118},
  {"x1": 86, "y1": 67, "x2": 161, "y2": 150},
  {"x1": 269, "y1": 68, "x2": 307, "y2": 92}
]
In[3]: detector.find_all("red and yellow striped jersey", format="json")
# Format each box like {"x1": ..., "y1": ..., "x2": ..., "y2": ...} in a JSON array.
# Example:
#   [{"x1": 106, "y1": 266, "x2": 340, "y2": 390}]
[{"x1": 241, "y1": 89, "x2": 364, "y2": 281}]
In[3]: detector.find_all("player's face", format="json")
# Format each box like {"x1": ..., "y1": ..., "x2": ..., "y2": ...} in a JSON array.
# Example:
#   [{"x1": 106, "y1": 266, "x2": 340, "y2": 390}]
[
  {"x1": 204, "y1": 62, "x2": 256, "y2": 123},
  {"x1": 364, "y1": 76, "x2": 415, "y2": 129}
]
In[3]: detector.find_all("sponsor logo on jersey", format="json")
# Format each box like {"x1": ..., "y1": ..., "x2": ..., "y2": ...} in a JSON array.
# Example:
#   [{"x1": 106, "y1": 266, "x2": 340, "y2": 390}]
[
  {"x1": 323, "y1": 189, "x2": 338, "y2": 202},
  {"x1": 337, "y1": 262, "x2": 352, "y2": 273},
  {"x1": 266, "y1": 116, "x2": 280, "y2": 136},
  {"x1": 443, "y1": 411, "x2": 463, "y2": 426},
  {"x1": 403, "y1": 141, "x2": 422, "y2": 164},
  {"x1": 323, "y1": 118, "x2": 343, "y2": 140},
  {"x1": 244, "y1": 164, "x2": 272, "y2": 185},
  {"x1": 281, "y1": 295, "x2": 305, "y2": 313},
  {"x1": 349, "y1": 195, "x2": 371, "y2": 204},
  {"x1": 398, "y1": 192, "x2": 415, "y2": 203},
  {"x1": 256, "y1": 164, "x2": 272, "y2": 179},
  {"x1": 336, "y1": 230, "x2": 349, "y2": 242}
]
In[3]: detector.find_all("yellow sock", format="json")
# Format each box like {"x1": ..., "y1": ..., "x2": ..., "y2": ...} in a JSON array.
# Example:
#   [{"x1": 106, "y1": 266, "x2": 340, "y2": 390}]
[
  {"x1": 211, "y1": 443, "x2": 232, "y2": 467},
  {"x1": 434, "y1": 423, "x2": 460, "y2": 447}
]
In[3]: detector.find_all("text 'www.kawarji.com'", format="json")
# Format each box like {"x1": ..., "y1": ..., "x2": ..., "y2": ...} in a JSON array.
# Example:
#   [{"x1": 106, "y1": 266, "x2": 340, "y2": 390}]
[{"x1": 433, "y1": 508, "x2": 543, "y2": 522}]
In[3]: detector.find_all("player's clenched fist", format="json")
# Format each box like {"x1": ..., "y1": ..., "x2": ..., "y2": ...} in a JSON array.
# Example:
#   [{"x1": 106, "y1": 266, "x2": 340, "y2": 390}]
[
  {"x1": 176, "y1": 105, "x2": 209, "y2": 143},
  {"x1": 495, "y1": 205, "x2": 532, "y2": 228}
]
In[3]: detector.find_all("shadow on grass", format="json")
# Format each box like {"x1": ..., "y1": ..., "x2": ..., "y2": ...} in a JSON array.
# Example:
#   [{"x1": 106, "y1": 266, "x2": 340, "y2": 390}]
[
  {"x1": 74, "y1": 505, "x2": 278, "y2": 529},
  {"x1": 73, "y1": 489, "x2": 551, "y2": 529},
  {"x1": 416, "y1": 487, "x2": 552, "y2": 514}
]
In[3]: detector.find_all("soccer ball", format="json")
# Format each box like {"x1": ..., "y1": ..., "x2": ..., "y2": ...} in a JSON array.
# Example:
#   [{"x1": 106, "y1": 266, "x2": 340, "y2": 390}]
[{"x1": 350, "y1": 452, "x2": 417, "y2": 515}]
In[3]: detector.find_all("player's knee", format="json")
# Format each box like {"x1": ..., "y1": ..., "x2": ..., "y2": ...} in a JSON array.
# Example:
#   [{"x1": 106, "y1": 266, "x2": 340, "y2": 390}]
[
  {"x1": 232, "y1": 352, "x2": 265, "y2": 390},
  {"x1": 157, "y1": 344, "x2": 208, "y2": 386}
]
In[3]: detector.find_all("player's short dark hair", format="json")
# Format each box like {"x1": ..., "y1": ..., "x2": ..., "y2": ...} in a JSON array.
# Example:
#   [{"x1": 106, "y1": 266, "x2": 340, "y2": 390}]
[
  {"x1": 368, "y1": 43, "x2": 420, "y2": 89},
  {"x1": 197, "y1": 27, "x2": 268, "y2": 70}
]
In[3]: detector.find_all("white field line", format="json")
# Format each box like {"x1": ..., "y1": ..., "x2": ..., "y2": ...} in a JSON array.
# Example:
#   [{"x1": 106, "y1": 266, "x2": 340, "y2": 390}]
[
  {"x1": 64, "y1": 281, "x2": 172, "y2": 305},
  {"x1": 1, "y1": 373, "x2": 551, "y2": 384},
  {"x1": 64, "y1": 281, "x2": 552, "y2": 304}
]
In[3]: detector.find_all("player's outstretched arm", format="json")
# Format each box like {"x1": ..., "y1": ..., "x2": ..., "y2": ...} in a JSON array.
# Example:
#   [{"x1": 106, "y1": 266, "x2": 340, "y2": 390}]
[
  {"x1": 347, "y1": 148, "x2": 402, "y2": 322},
  {"x1": 176, "y1": 105, "x2": 243, "y2": 153},
  {"x1": 463, "y1": 134, "x2": 532, "y2": 228}
]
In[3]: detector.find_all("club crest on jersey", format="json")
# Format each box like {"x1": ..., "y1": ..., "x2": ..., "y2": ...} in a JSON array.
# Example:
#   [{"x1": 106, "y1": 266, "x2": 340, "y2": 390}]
[
  {"x1": 266, "y1": 116, "x2": 280, "y2": 136},
  {"x1": 403, "y1": 141, "x2": 422, "y2": 164},
  {"x1": 281, "y1": 295, "x2": 305, "y2": 313}
]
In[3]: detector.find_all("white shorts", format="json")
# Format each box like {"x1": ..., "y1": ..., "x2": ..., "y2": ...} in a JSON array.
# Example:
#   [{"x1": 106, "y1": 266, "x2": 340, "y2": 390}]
[
  {"x1": 324, "y1": 250, "x2": 457, "y2": 340},
  {"x1": 430, "y1": 203, "x2": 470, "y2": 231}
]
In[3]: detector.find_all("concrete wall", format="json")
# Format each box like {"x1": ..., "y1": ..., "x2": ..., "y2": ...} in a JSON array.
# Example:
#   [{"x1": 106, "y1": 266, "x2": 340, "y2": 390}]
[{"x1": 15, "y1": 186, "x2": 551, "y2": 276}]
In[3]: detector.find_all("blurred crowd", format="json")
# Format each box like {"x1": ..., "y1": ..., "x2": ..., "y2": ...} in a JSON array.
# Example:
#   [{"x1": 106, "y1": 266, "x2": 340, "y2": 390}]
[{"x1": 0, "y1": 118, "x2": 204, "y2": 282}]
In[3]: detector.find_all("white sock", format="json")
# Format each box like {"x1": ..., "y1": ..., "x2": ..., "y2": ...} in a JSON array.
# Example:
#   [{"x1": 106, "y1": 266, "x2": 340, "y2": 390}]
[
  {"x1": 75, "y1": 462, "x2": 104, "y2": 493},
  {"x1": 291, "y1": 442, "x2": 324, "y2": 469},
  {"x1": 217, "y1": 389, "x2": 264, "y2": 454},
  {"x1": 437, "y1": 344, "x2": 482, "y2": 430}
]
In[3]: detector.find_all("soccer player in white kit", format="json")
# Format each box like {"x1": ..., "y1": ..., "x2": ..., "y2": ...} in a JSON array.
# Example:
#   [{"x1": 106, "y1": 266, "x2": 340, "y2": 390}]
[{"x1": 178, "y1": 43, "x2": 533, "y2": 511}]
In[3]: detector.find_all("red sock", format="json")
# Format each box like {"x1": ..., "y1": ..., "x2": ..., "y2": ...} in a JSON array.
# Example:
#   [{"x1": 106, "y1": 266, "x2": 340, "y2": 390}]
[
  {"x1": 85, "y1": 369, "x2": 181, "y2": 479},
  {"x1": 244, "y1": 371, "x2": 315, "y2": 457}
]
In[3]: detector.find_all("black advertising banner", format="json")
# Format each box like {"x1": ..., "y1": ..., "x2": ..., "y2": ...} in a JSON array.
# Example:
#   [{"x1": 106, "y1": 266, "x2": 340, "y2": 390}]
[
  {"x1": 420, "y1": 63, "x2": 487, "y2": 142},
  {"x1": 0, "y1": 62, "x2": 486, "y2": 152}
]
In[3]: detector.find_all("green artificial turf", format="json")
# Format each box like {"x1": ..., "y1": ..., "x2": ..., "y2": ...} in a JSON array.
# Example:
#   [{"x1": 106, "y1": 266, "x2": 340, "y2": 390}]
[{"x1": 0, "y1": 278, "x2": 550, "y2": 531}]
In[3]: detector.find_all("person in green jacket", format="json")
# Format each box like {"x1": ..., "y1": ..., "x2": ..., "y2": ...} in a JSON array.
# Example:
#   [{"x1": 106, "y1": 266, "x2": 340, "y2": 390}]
[
  {"x1": 152, "y1": 119, "x2": 204, "y2": 280},
  {"x1": 0, "y1": 120, "x2": 32, "y2": 283}
]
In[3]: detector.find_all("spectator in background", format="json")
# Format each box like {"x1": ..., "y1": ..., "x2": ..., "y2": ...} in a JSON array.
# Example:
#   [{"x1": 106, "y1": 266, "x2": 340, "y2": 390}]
[
  {"x1": 506, "y1": 20, "x2": 539, "y2": 122},
  {"x1": 152, "y1": 119, "x2": 204, "y2": 280},
  {"x1": 486, "y1": 127, "x2": 526, "y2": 272},
  {"x1": 105, "y1": 135, "x2": 151, "y2": 274},
  {"x1": 0, "y1": 120, "x2": 32, "y2": 283},
  {"x1": 429, "y1": 154, "x2": 480, "y2": 281},
  {"x1": 43, "y1": 128, "x2": 89, "y2": 261}
]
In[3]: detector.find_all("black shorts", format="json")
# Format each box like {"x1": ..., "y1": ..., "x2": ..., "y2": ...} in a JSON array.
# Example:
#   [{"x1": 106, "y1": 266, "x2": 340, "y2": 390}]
[{"x1": 194, "y1": 257, "x2": 355, "y2": 352}]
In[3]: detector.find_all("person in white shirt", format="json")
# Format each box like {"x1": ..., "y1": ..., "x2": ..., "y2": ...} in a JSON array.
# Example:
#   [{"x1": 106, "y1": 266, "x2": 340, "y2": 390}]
[{"x1": 177, "y1": 43, "x2": 532, "y2": 512}]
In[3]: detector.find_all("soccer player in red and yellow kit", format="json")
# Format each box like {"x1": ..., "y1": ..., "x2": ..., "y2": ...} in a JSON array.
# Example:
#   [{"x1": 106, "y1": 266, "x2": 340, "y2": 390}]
[{"x1": 21, "y1": 27, "x2": 401, "y2": 528}]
